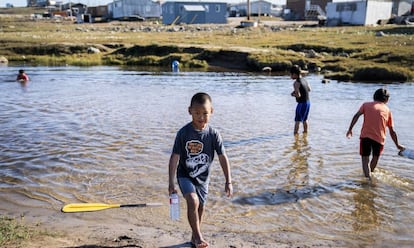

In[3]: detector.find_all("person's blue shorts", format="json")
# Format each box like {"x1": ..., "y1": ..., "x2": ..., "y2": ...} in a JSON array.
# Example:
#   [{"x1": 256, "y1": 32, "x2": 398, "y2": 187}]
[
  {"x1": 177, "y1": 177, "x2": 209, "y2": 205},
  {"x1": 295, "y1": 101, "x2": 310, "y2": 122}
]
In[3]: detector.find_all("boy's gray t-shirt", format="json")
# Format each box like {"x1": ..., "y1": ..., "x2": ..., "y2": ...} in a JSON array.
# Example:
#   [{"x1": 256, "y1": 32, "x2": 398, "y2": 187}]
[{"x1": 173, "y1": 122, "x2": 225, "y2": 185}]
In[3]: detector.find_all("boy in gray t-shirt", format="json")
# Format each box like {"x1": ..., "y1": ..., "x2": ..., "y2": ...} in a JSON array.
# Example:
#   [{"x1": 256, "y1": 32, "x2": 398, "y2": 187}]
[{"x1": 168, "y1": 92, "x2": 232, "y2": 248}]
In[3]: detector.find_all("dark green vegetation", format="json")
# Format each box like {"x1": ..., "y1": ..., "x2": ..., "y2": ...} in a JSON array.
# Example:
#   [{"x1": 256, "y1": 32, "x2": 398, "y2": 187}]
[
  {"x1": 0, "y1": 216, "x2": 33, "y2": 247},
  {"x1": 1, "y1": 7, "x2": 413, "y2": 82},
  {"x1": 0, "y1": 215, "x2": 58, "y2": 247}
]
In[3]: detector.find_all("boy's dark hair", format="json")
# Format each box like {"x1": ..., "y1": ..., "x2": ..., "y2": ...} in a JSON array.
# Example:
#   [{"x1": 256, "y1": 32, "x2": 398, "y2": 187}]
[
  {"x1": 373, "y1": 88, "x2": 390, "y2": 102},
  {"x1": 19, "y1": 69, "x2": 25, "y2": 73},
  {"x1": 190, "y1": 92, "x2": 212, "y2": 106},
  {"x1": 290, "y1": 65, "x2": 301, "y2": 75}
]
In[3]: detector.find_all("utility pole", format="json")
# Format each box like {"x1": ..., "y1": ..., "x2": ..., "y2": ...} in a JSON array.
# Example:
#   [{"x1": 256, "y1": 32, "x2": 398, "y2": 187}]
[{"x1": 247, "y1": 0, "x2": 250, "y2": 20}]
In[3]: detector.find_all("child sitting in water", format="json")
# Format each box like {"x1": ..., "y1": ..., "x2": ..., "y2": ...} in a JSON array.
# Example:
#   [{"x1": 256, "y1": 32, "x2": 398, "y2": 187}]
[{"x1": 16, "y1": 69, "x2": 29, "y2": 81}]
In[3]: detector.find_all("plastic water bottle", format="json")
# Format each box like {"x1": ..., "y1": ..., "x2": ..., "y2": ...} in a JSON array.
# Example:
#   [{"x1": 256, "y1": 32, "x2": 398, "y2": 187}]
[
  {"x1": 169, "y1": 193, "x2": 180, "y2": 221},
  {"x1": 172, "y1": 60, "x2": 179, "y2": 72},
  {"x1": 399, "y1": 149, "x2": 414, "y2": 160}
]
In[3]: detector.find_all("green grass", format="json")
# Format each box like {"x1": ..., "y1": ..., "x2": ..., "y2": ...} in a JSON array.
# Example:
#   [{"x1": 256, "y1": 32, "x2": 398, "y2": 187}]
[
  {"x1": 1, "y1": 8, "x2": 413, "y2": 81},
  {"x1": 0, "y1": 215, "x2": 58, "y2": 247},
  {"x1": 0, "y1": 216, "x2": 32, "y2": 247}
]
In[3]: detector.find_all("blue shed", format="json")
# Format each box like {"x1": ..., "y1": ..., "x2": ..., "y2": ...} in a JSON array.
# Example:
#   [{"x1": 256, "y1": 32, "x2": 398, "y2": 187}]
[{"x1": 162, "y1": 1, "x2": 227, "y2": 25}]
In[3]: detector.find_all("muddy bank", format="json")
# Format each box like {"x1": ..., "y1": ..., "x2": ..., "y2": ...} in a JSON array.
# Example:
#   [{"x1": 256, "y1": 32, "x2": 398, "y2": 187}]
[{"x1": 4, "y1": 42, "x2": 412, "y2": 82}]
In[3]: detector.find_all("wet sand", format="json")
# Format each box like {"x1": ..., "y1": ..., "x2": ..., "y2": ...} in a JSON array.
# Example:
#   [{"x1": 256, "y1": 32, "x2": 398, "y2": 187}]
[{"x1": 3, "y1": 198, "x2": 339, "y2": 248}]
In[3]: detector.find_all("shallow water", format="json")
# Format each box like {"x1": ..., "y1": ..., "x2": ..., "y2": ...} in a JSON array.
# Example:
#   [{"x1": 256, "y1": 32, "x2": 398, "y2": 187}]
[{"x1": 1, "y1": 66, "x2": 413, "y2": 246}]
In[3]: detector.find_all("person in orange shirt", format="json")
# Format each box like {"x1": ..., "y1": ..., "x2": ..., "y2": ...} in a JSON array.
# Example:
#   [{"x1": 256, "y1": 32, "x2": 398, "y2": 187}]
[{"x1": 346, "y1": 88, "x2": 404, "y2": 180}]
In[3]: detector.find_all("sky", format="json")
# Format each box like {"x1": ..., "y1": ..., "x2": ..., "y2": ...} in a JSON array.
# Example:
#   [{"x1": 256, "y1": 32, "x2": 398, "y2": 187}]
[
  {"x1": 2, "y1": 0, "x2": 113, "y2": 6},
  {"x1": 2, "y1": 0, "x2": 286, "y2": 7}
]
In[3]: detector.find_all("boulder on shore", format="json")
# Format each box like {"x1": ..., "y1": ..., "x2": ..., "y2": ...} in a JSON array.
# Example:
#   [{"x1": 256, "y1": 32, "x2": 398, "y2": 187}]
[{"x1": 0, "y1": 56, "x2": 8, "y2": 64}]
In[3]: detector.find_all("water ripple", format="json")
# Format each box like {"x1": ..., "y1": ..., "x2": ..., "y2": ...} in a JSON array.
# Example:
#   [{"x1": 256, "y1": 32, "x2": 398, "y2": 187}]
[{"x1": 1, "y1": 66, "x2": 413, "y2": 245}]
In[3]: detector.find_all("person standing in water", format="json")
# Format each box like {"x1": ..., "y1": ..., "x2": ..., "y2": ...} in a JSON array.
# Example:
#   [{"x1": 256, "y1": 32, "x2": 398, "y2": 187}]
[
  {"x1": 168, "y1": 92, "x2": 233, "y2": 248},
  {"x1": 346, "y1": 88, "x2": 404, "y2": 180},
  {"x1": 290, "y1": 65, "x2": 311, "y2": 135}
]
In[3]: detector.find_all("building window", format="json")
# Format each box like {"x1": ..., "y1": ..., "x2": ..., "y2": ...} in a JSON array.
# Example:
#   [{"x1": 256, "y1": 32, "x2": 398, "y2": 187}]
[
  {"x1": 336, "y1": 3, "x2": 357, "y2": 12},
  {"x1": 215, "y1": 4, "x2": 220, "y2": 12}
]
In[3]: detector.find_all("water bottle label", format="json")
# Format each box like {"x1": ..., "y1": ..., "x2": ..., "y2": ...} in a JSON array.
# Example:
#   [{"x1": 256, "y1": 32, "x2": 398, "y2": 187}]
[{"x1": 170, "y1": 194, "x2": 180, "y2": 221}]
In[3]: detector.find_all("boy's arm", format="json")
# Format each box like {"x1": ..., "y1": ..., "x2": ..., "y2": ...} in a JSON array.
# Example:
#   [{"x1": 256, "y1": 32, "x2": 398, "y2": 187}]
[
  {"x1": 291, "y1": 81, "x2": 301, "y2": 98},
  {"x1": 168, "y1": 153, "x2": 180, "y2": 195},
  {"x1": 218, "y1": 154, "x2": 233, "y2": 197},
  {"x1": 389, "y1": 127, "x2": 404, "y2": 150},
  {"x1": 347, "y1": 111, "x2": 362, "y2": 138}
]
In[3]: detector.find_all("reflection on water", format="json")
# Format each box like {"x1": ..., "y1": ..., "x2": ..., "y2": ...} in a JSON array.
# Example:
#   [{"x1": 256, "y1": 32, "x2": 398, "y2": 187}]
[
  {"x1": 18, "y1": 80, "x2": 29, "y2": 91},
  {"x1": 0, "y1": 66, "x2": 414, "y2": 246},
  {"x1": 352, "y1": 187, "x2": 379, "y2": 233},
  {"x1": 287, "y1": 134, "x2": 310, "y2": 188},
  {"x1": 234, "y1": 180, "x2": 363, "y2": 206}
]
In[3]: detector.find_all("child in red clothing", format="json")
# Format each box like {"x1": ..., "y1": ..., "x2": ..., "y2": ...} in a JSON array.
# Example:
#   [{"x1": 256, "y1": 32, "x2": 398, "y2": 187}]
[
  {"x1": 16, "y1": 69, "x2": 29, "y2": 81},
  {"x1": 346, "y1": 88, "x2": 404, "y2": 179}
]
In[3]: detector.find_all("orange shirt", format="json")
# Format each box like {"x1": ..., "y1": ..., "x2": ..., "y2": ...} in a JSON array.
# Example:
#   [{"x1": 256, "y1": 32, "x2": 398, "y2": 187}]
[{"x1": 359, "y1": 101, "x2": 393, "y2": 145}]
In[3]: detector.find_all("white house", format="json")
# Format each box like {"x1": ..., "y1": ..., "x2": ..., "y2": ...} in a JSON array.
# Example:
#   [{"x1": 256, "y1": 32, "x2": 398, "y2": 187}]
[
  {"x1": 326, "y1": 0, "x2": 393, "y2": 26},
  {"x1": 230, "y1": 0, "x2": 277, "y2": 17},
  {"x1": 108, "y1": 0, "x2": 161, "y2": 19}
]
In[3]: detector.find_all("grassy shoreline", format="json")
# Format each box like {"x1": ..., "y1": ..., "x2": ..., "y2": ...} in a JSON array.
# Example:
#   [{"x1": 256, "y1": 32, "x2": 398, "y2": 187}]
[
  {"x1": 0, "y1": 215, "x2": 47, "y2": 247},
  {"x1": 0, "y1": 214, "x2": 69, "y2": 248},
  {"x1": 1, "y1": 7, "x2": 413, "y2": 82},
  {"x1": 0, "y1": 216, "x2": 29, "y2": 247}
]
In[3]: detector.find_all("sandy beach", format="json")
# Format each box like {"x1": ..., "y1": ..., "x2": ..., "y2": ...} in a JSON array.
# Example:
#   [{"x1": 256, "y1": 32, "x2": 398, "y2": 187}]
[{"x1": 2, "y1": 193, "x2": 342, "y2": 248}]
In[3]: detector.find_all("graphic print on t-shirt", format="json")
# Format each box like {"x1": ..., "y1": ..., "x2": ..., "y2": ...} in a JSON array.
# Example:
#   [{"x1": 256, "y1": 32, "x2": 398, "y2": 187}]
[{"x1": 185, "y1": 140, "x2": 209, "y2": 178}]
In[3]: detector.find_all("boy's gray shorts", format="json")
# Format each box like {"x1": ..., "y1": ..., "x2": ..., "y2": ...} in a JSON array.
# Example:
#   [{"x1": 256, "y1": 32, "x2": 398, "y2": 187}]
[{"x1": 177, "y1": 177, "x2": 208, "y2": 205}]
